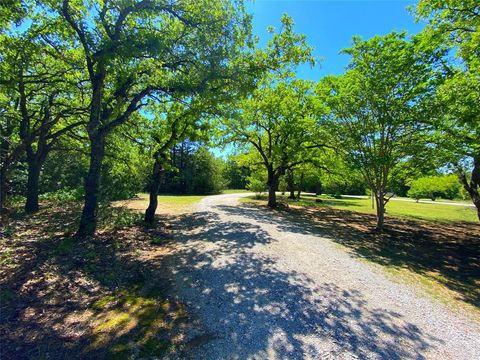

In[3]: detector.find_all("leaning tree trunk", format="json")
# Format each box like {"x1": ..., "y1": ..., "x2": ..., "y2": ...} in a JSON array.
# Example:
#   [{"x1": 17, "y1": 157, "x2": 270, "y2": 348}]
[
  {"x1": 144, "y1": 156, "x2": 165, "y2": 225},
  {"x1": 267, "y1": 168, "x2": 278, "y2": 208},
  {"x1": 25, "y1": 160, "x2": 42, "y2": 213},
  {"x1": 77, "y1": 134, "x2": 105, "y2": 237}
]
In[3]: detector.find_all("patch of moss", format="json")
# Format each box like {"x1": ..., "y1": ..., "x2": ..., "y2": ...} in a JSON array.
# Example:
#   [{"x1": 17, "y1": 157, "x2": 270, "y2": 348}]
[
  {"x1": 90, "y1": 288, "x2": 182, "y2": 356},
  {"x1": 91, "y1": 295, "x2": 117, "y2": 310},
  {"x1": 96, "y1": 311, "x2": 134, "y2": 332}
]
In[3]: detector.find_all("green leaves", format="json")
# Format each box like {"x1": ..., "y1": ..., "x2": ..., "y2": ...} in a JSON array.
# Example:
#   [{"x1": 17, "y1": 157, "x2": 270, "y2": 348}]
[{"x1": 320, "y1": 31, "x2": 443, "y2": 226}]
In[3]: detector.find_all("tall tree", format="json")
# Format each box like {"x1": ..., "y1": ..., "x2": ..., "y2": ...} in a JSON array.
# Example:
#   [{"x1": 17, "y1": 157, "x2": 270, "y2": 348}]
[
  {"x1": 2, "y1": 33, "x2": 86, "y2": 212},
  {"x1": 319, "y1": 32, "x2": 441, "y2": 230},
  {"x1": 46, "y1": 0, "x2": 252, "y2": 236},
  {"x1": 223, "y1": 14, "x2": 319, "y2": 207},
  {"x1": 143, "y1": 101, "x2": 208, "y2": 224},
  {"x1": 228, "y1": 79, "x2": 326, "y2": 207},
  {"x1": 415, "y1": 0, "x2": 480, "y2": 219}
]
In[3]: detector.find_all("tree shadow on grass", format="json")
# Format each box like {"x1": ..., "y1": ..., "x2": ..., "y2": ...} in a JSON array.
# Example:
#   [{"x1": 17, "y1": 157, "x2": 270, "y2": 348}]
[
  {"x1": 159, "y1": 209, "x2": 442, "y2": 359},
  {"x1": 219, "y1": 202, "x2": 480, "y2": 313}
]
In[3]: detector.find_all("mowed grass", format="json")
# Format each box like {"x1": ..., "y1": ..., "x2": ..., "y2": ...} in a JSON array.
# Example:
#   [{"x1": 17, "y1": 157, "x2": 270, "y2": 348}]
[
  {"x1": 315, "y1": 195, "x2": 477, "y2": 223},
  {"x1": 114, "y1": 193, "x2": 206, "y2": 215},
  {"x1": 243, "y1": 193, "x2": 478, "y2": 223},
  {"x1": 221, "y1": 189, "x2": 249, "y2": 194},
  {"x1": 137, "y1": 193, "x2": 206, "y2": 204}
]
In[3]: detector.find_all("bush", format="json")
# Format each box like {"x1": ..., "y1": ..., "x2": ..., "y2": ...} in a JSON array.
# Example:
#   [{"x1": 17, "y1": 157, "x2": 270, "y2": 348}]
[
  {"x1": 39, "y1": 188, "x2": 84, "y2": 202},
  {"x1": 247, "y1": 178, "x2": 265, "y2": 198},
  {"x1": 407, "y1": 175, "x2": 462, "y2": 201}
]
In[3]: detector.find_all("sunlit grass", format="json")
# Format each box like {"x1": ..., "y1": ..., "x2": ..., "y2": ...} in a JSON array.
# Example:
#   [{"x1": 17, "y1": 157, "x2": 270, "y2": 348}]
[
  {"x1": 242, "y1": 193, "x2": 478, "y2": 223},
  {"x1": 136, "y1": 193, "x2": 206, "y2": 205},
  {"x1": 114, "y1": 194, "x2": 206, "y2": 214},
  {"x1": 221, "y1": 189, "x2": 249, "y2": 194},
  {"x1": 315, "y1": 195, "x2": 477, "y2": 223},
  {"x1": 89, "y1": 288, "x2": 186, "y2": 358}
]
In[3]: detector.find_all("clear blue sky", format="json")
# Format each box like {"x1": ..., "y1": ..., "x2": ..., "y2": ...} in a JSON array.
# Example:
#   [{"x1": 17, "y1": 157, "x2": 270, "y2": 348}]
[{"x1": 246, "y1": 0, "x2": 425, "y2": 80}]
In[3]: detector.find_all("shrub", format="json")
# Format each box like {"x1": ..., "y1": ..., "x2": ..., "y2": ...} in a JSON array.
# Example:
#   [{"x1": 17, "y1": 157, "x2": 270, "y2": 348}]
[
  {"x1": 247, "y1": 178, "x2": 265, "y2": 199},
  {"x1": 39, "y1": 188, "x2": 84, "y2": 202},
  {"x1": 407, "y1": 175, "x2": 462, "y2": 201}
]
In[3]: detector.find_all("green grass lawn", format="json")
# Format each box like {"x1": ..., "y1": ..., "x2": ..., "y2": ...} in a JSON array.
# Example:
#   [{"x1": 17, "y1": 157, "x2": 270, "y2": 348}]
[
  {"x1": 221, "y1": 189, "x2": 249, "y2": 194},
  {"x1": 391, "y1": 196, "x2": 472, "y2": 205},
  {"x1": 244, "y1": 193, "x2": 478, "y2": 223},
  {"x1": 136, "y1": 193, "x2": 206, "y2": 205}
]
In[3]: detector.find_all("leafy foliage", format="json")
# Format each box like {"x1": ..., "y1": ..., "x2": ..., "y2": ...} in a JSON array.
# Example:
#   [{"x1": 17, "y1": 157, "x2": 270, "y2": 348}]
[
  {"x1": 407, "y1": 174, "x2": 463, "y2": 201},
  {"x1": 319, "y1": 32, "x2": 443, "y2": 228}
]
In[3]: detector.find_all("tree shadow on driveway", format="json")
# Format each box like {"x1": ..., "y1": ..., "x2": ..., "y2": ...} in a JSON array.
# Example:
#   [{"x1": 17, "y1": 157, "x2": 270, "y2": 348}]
[
  {"x1": 164, "y1": 209, "x2": 443, "y2": 359},
  {"x1": 216, "y1": 202, "x2": 480, "y2": 313}
]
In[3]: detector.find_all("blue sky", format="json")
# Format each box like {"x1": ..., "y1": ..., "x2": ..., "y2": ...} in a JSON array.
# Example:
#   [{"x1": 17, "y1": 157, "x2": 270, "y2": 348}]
[{"x1": 246, "y1": 0, "x2": 425, "y2": 80}]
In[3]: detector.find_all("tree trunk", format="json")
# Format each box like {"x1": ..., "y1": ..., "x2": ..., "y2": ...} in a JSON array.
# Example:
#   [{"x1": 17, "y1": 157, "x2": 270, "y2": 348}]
[
  {"x1": 374, "y1": 190, "x2": 385, "y2": 230},
  {"x1": 287, "y1": 170, "x2": 296, "y2": 199},
  {"x1": 25, "y1": 160, "x2": 41, "y2": 213},
  {"x1": 0, "y1": 166, "x2": 8, "y2": 227},
  {"x1": 144, "y1": 158, "x2": 164, "y2": 225},
  {"x1": 77, "y1": 134, "x2": 105, "y2": 237},
  {"x1": 458, "y1": 159, "x2": 480, "y2": 220},
  {"x1": 267, "y1": 168, "x2": 278, "y2": 208},
  {"x1": 296, "y1": 173, "x2": 304, "y2": 199},
  {"x1": 457, "y1": 154, "x2": 480, "y2": 221}
]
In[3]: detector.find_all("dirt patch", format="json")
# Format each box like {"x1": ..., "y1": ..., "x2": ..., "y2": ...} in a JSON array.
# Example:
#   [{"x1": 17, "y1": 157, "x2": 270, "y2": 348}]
[{"x1": 0, "y1": 202, "x2": 192, "y2": 359}]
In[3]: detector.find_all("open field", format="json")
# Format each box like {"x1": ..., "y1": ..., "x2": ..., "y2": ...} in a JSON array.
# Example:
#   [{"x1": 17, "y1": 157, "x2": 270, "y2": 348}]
[{"x1": 242, "y1": 193, "x2": 478, "y2": 223}]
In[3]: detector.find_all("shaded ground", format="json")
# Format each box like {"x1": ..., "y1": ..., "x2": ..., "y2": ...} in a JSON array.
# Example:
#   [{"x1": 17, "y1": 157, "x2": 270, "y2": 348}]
[
  {"x1": 280, "y1": 203, "x2": 480, "y2": 313},
  {"x1": 0, "y1": 203, "x2": 191, "y2": 359},
  {"x1": 2, "y1": 194, "x2": 480, "y2": 359},
  {"x1": 156, "y1": 194, "x2": 480, "y2": 359}
]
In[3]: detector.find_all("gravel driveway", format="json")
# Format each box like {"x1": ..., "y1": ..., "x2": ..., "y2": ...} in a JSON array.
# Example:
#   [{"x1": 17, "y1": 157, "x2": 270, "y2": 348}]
[{"x1": 164, "y1": 193, "x2": 480, "y2": 359}]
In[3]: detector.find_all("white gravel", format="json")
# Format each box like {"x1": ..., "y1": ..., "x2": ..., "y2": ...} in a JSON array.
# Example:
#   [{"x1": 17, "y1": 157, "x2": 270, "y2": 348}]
[{"x1": 165, "y1": 193, "x2": 480, "y2": 360}]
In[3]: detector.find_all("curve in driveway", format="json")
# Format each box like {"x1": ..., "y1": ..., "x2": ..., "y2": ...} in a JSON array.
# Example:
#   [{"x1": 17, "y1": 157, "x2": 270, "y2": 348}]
[{"x1": 164, "y1": 193, "x2": 480, "y2": 359}]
